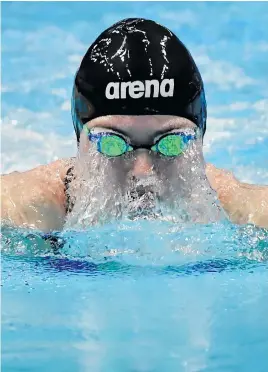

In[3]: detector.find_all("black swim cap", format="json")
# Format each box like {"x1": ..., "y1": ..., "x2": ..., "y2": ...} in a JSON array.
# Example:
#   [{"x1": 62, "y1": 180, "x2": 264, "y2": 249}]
[{"x1": 72, "y1": 18, "x2": 207, "y2": 142}]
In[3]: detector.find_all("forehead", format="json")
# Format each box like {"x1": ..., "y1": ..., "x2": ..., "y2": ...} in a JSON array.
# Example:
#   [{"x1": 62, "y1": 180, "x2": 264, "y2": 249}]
[{"x1": 87, "y1": 115, "x2": 196, "y2": 136}]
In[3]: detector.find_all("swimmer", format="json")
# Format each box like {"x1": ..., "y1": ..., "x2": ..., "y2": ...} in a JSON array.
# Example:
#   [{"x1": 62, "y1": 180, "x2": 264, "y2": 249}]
[{"x1": 1, "y1": 18, "x2": 268, "y2": 232}]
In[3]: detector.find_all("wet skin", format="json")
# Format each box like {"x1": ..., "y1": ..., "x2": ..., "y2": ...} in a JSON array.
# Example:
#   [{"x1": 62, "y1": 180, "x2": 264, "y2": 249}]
[{"x1": 1, "y1": 115, "x2": 268, "y2": 231}]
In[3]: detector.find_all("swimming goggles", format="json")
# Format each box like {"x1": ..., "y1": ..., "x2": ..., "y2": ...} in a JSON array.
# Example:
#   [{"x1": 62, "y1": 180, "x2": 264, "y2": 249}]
[{"x1": 83, "y1": 125, "x2": 197, "y2": 157}]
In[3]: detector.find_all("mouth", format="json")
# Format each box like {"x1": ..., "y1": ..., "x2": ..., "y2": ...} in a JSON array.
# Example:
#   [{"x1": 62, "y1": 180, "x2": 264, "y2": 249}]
[
  {"x1": 125, "y1": 184, "x2": 160, "y2": 220},
  {"x1": 129, "y1": 184, "x2": 155, "y2": 199}
]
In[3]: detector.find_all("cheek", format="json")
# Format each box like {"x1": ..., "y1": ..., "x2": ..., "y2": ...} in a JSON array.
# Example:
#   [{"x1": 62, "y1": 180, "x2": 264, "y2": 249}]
[
  {"x1": 100, "y1": 158, "x2": 129, "y2": 188},
  {"x1": 79, "y1": 132, "x2": 90, "y2": 153},
  {"x1": 155, "y1": 158, "x2": 180, "y2": 178},
  {"x1": 155, "y1": 154, "x2": 195, "y2": 185},
  {"x1": 111, "y1": 157, "x2": 132, "y2": 175}
]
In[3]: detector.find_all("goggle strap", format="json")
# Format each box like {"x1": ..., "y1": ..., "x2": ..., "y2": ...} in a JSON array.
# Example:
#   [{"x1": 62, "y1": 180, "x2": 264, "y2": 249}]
[{"x1": 83, "y1": 125, "x2": 90, "y2": 135}]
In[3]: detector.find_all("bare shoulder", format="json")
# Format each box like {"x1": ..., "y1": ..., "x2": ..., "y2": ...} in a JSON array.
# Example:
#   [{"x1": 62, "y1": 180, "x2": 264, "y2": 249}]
[
  {"x1": 32, "y1": 158, "x2": 74, "y2": 183},
  {"x1": 2, "y1": 157, "x2": 75, "y2": 204},
  {"x1": 2, "y1": 158, "x2": 73, "y2": 185},
  {"x1": 1, "y1": 158, "x2": 75, "y2": 231},
  {"x1": 206, "y1": 163, "x2": 268, "y2": 228}
]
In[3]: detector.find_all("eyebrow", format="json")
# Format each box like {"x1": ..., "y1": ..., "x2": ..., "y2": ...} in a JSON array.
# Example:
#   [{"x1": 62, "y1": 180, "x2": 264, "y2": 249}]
[{"x1": 89, "y1": 118, "x2": 196, "y2": 137}]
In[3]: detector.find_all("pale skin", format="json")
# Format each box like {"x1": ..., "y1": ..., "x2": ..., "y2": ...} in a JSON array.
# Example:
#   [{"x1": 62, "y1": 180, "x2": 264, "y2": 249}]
[{"x1": 1, "y1": 115, "x2": 268, "y2": 231}]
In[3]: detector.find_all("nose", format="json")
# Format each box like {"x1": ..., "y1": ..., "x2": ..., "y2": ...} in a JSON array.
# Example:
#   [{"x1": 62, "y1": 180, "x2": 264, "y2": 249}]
[{"x1": 131, "y1": 150, "x2": 153, "y2": 178}]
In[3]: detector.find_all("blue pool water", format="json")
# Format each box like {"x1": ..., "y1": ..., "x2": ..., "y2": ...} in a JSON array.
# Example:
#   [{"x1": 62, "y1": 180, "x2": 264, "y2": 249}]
[{"x1": 2, "y1": 221, "x2": 268, "y2": 371}]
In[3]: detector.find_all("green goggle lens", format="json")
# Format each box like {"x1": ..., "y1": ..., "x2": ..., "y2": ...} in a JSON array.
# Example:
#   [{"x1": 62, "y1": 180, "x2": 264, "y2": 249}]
[
  {"x1": 86, "y1": 124, "x2": 193, "y2": 157},
  {"x1": 99, "y1": 135, "x2": 128, "y2": 156},
  {"x1": 154, "y1": 134, "x2": 186, "y2": 156}
]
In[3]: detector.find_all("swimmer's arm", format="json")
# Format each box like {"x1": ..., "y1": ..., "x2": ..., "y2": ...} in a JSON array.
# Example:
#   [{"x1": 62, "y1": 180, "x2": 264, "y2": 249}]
[
  {"x1": 206, "y1": 164, "x2": 268, "y2": 228},
  {"x1": 1, "y1": 159, "x2": 71, "y2": 232}
]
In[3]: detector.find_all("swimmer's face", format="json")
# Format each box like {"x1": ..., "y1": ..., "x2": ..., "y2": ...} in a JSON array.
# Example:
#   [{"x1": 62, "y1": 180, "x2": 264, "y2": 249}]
[{"x1": 76, "y1": 115, "x2": 207, "y2": 220}]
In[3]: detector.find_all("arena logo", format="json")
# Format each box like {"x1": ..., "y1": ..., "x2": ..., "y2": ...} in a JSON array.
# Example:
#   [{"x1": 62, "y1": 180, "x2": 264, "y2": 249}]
[{"x1": 105, "y1": 79, "x2": 174, "y2": 99}]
